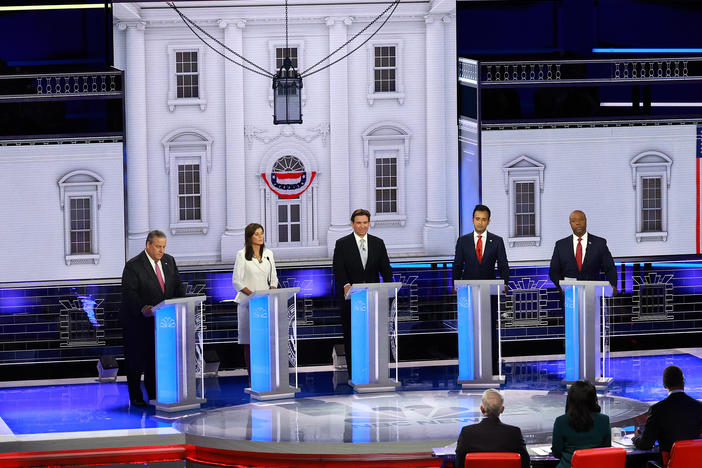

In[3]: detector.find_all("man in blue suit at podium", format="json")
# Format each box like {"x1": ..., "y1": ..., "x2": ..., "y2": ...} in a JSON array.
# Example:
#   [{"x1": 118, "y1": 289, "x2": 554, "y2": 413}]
[
  {"x1": 549, "y1": 210, "x2": 618, "y2": 294},
  {"x1": 333, "y1": 209, "x2": 393, "y2": 372},
  {"x1": 452, "y1": 204, "x2": 509, "y2": 372},
  {"x1": 120, "y1": 230, "x2": 186, "y2": 408}
]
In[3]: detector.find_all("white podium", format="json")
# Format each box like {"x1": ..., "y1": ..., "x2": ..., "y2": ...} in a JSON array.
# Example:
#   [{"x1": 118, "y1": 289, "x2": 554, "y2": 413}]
[
  {"x1": 244, "y1": 287, "x2": 300, "y2": 401},
  {"x1": 454, "y1": 280, "x2": 505, "y2": 388},
  {"x1": 152, "y1": 295, "x2": 207, "y2": 412},
  {"x1": 347, "y1": 282, "x2": 403, "y2": 393},
  {"x1": 561, "y1": 280, "x2": 613, "y2": 386}
]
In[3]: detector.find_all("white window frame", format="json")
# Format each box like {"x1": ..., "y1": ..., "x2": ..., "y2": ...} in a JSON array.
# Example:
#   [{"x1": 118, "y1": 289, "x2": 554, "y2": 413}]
[
  {"x1": 58, "y1": 170, "x2": 103, "y2": 265},
  {"x1": 162, "y1": 128, "x2": 212, "y2": 235},
  {"x1": 367, "y1": 39, "x2": 405, "y2": 105},
  {"x1": 167, "y1": 45, "x2": 206, "y2": 112},
  {"x1": 630, "y1": 151, "x2": 672, "y2": 242},
  {"x1": 363, "y1": 122, "x2": 411, "y2": 226},
  {"x1": 268, "y1": 40, "x2": 306, "y2": 107},
  {"x1": 502, "y1": 155, "x2": 544, "y2": 247},
  {"x1": 276, "y1": 199, "x2": 303, "y2": 247}
]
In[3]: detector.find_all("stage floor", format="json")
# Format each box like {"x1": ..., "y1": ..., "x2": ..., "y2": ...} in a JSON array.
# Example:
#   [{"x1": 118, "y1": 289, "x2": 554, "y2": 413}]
[{"x1": 1, "y1": 349, "x2": 701, "y2": 466}]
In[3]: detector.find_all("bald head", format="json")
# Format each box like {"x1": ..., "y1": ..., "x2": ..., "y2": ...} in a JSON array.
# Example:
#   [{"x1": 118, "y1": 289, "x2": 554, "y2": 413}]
[
  {"x1": 481, "y1": 389, "x2": 505, "y2": 418},
  {"x1": 569, "y1": 210, "x2": 587, "y2": 237}
]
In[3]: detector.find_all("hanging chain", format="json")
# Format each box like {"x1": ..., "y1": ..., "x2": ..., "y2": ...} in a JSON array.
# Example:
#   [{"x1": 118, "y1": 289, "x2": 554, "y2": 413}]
[{"x1": 285, "y1": 0, "x2": 289, "y2": 59}]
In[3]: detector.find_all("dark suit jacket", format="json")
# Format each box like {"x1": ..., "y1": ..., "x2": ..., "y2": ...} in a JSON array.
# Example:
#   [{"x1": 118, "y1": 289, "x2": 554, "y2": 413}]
[
  {"x1": 120, "y1": 251, "x2": 186, "y2": 349},
  {"x1": 549, "y1": 233, "x2": 617, "y2": 290},
  {"x1": 332, "y1": 233, "x2": 393, "y2": 297},
  {"x1": 455, "y1": 415, "x2": 530, "y2": 468},
  {"x1": 633, "y1": 391, "x2": 702, "y2": 452},
  {"x1": 452, "y1": 232, "x2": 509, "y2": 283}
]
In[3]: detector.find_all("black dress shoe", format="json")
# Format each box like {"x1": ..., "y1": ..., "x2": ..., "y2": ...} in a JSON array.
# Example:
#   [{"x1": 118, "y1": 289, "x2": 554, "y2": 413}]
[{"x1": 130, "y1": 399, "x2": 148, "y2": 408}]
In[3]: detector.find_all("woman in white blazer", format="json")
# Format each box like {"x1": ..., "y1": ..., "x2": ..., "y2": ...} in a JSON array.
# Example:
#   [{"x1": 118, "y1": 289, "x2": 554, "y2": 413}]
[{"x1": 232, "y1": 223, "x2": 278, "y2": 378}]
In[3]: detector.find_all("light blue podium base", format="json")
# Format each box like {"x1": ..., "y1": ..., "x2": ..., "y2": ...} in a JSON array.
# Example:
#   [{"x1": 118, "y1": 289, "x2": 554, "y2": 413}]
[
  {"x1": 349, "y1": 379, "x2": 400, "y2": 393},
  {"x1": 245, "y1": 386, "x2": 301, "y2": 401},
  {"x1": 458, "y1": 375, "x2": 505, "y2": 389},
  {"x1": 562, "y1": 377, "x2": 613, "y2": 389},
  {"x1": 152, "y1": 398, "x2": 206, "y2": 413}
]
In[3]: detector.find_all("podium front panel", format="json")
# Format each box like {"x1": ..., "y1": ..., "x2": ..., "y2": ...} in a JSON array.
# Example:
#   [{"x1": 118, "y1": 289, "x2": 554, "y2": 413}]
[
  {"x1": 457, "y1": 285, "x2": 475, "y2": 381},
  {"x1": 351, "y1": 289, "x2": 370, "y2": 385},
  {"x1": 564, "y1": 287, "x2": 580, "y2": 382},
  {"x1": 155, "y1": 303, "x2": 179, "y2": 404},
  {"x1": 249, "y1": 295, "x2": 272, "y2": 393}
]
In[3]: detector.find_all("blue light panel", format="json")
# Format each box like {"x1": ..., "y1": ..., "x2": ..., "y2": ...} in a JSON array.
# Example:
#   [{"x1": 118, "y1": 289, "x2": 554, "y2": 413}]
[
  {"x1": 351, "y1": 290, "x2": 369, "y2": 385},
  {"x1": 249, "y1": 296, "x2": 271, "y2": 393}
]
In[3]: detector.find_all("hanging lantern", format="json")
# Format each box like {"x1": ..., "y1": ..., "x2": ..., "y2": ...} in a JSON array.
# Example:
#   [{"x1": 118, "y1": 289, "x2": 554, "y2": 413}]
[{"x1": 273, "y1": 58, "x2": 303, "y2": 125}]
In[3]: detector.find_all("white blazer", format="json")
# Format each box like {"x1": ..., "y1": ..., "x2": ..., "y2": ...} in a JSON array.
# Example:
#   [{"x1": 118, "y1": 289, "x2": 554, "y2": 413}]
[{"x1": 232, "y1": 247, "x2": 279, "y2": 303}]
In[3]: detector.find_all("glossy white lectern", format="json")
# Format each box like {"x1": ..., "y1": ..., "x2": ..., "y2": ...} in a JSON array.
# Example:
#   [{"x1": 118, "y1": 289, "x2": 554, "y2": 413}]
[
  {"x1": 346, "y1": 282, "x2": 403, "y2": 393},
  {"x1": 152, "y1": 295, "x2": 207, "y2": 412},
  {"x1": 561, "y1": 280, "x2": 612, "y2": 386},
  {"x1": 244, "y1": 287, "x2": 301, "y2": 401},
  {"x1": 454, "y1": 280, "x2": 505, "y2": 388}
]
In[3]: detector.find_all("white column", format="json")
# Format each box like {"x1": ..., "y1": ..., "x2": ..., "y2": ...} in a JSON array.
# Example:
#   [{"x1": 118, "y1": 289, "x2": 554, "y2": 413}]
[
  {"x1": 120, "y1": 21, "x2": 150, "y2": 257},
  {"x1": 443, "y1": 14, "x2": 459, "y2": 234},
  {"x1": 423, "y1": 14, "x2": 455, "y2": 254},
  {"x1": 219, "y1": 19, "x2": 248, "y2": 262},
  {"x1": 326, "y1": 17, "x2": 353, "y2": 256}
]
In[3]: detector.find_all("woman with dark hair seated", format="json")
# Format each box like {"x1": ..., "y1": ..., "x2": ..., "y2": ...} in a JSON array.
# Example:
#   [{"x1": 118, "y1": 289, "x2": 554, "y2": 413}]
[{"x1": 551, "y1": 380, "x2": 611, "y2": 468}]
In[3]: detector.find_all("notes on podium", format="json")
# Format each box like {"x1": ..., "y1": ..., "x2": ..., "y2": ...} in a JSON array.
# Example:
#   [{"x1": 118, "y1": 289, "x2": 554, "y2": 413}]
[
  {"x1": 560, "y1": 279, "x2": 613, "y2": 387},
  {"x1": 346, "y1": 282, "x2": 403, "y2": 393},
  {"x1": 241, "y1": 287, "x2": 301, "y2": 401},
  {"x1": 152, "y1": 295, "x2": 207, "y2": 412},
  {"x1": 454, "y1": 280, "x2": 505, "y2": 389}
]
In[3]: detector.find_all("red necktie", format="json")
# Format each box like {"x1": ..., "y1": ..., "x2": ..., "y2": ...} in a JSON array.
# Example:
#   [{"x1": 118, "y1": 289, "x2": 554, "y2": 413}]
[
  {"x1": 476, "y1": 235, "x2": 483, "y2": 263},
  {"x1": 155, "y1": 262, "x2": 165, "y2": 292},
  {"x1": 576, "y1": 237, "x2": 583, "y2": 271}
]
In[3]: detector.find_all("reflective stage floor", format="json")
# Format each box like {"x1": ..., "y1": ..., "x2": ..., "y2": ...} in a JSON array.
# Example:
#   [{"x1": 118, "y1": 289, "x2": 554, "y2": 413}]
[{"x1": 1, "y1": 349, "x2": 702, "y2": 466}]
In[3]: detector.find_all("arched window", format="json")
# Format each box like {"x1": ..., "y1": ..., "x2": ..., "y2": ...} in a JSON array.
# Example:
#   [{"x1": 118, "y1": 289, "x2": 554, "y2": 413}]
[
  {"x1": 58, "y1": 170, "x2": 104, "y2": 265},
  {"x1": 162, "y1": 128, "x2": 213, "y2": 235},
  {"x1": 630, "y1": 151, "x2": 672, "y2": 242}
]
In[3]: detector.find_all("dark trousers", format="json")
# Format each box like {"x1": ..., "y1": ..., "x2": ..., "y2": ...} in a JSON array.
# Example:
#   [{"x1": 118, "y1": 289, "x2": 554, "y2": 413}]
[{"x1": 124, "y1": 333, "x2": 156, "y2": 402}]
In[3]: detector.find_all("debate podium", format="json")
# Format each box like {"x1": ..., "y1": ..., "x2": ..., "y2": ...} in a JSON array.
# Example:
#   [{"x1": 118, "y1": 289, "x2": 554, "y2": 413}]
[
  {"x1": 454, "y1": 280, "x2": 505, "y2": 389},
  {"x1": 560, "y1": 279, "x2": 613, "y2": 387},
  {"x1": 244, "y1": 287, "x2": 301, "y2": 401},
  {"x1": 152, "y1": 295, "x2": 207, "y2": 412},
  {"x1": 347, "y1": 282, "x2": 403, "y2": 393}
]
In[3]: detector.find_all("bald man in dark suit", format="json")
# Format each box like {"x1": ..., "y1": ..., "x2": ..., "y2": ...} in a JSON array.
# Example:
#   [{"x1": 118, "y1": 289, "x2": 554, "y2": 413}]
[{"x1": 120, "y1": 230, "x2": 186, "y2": 407}]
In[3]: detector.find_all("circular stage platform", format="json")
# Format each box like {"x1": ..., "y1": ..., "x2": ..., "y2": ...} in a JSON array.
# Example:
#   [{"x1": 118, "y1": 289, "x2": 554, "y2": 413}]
[{"x1": 175, "y1": 389, "x2": 650, "y2": 463}]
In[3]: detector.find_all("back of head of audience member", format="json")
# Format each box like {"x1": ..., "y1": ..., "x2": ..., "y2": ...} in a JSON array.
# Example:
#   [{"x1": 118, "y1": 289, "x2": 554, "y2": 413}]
[
  {"x1": 481, "y1": 388, "x2": 505, "y2": 418},
  {"x1": 662, "y1": 365, "x2": 685, "y2": 391},
  {"x1": 565, "y1": 380, "x2": 601, "y2": 432}
]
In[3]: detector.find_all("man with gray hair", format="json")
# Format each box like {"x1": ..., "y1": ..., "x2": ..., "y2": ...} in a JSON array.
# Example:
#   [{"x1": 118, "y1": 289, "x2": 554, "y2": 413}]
[{"x1": 455, "y1": 389, "x2": 530, "y2": 468}]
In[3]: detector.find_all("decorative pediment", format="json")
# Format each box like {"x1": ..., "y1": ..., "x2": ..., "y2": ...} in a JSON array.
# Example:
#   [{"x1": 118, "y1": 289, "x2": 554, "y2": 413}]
[{"x1": 502, "y1": 155, "x2": 545, "y2": 192}]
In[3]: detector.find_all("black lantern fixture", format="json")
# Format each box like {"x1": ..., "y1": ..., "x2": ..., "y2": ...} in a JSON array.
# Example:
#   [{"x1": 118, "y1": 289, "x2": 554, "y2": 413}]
[{"x1": 273, "y1": 57, "x2": 302, "y2": 125}]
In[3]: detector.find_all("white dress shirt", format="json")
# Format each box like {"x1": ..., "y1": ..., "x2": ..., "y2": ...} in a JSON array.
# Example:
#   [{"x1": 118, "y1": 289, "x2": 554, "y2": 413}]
[
  {"x1": 144, "y1": 250, "x2": 165, "y2": 286},
  {"x1": 353, "y1": 232, "x2": 369, "y2": 259},
  {"x1": 473, "y1": 231, "x2": 487, "y2": 249}
]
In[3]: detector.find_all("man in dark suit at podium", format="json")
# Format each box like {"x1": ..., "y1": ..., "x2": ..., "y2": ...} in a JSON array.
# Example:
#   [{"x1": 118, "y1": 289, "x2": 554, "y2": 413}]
[
  {"x1": 455, "y1": 389, "x2": 530, "y2": 468},
  {"x1": 549, "y1": 210, "x2": 618, "y2": 294},
  {"x1": 120, "y1": 230, "x2": 186, "y2": 407},
  {"x1": 332, "y1": 209, "x2": 393, "y2": 371},
  {"x1": 633, "y1": 365, "x2": 702, "y2": 454},
  {"x1": 452, "y1": 204, "x2": 509, "y2": 372}
]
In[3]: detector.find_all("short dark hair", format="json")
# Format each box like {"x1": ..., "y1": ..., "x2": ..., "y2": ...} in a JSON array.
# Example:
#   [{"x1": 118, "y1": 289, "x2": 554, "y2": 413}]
[
  {"x1": 662, "y1": 365, "x2": 684, "y2": 389},
  {"x1": 351, "y1": 209, "x2": 371, "y2": 222},
  {"x1": 146, "y1": 230, "x2": 167, "y2": 245},
  {"x1": 473, "y1": 204, "x2": 491, "y2": 219}
]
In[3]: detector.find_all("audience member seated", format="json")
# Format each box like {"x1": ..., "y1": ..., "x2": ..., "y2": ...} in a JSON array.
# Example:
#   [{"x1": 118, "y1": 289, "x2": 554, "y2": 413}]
[
  {"x1": 632, "y1": 365, "x2": 702, "y2": 454},
  {"x1": 455, "y1": 389, "x2": 530, "y2": 468},
  {"x1": 552, "y1": 380, "x2": 611, "y2": 468}
]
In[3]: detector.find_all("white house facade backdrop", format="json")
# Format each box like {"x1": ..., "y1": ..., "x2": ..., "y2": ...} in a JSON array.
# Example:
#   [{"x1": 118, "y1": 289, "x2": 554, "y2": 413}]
[{"x1": 113, "y1": 0, "x2": 459, "y2": 265}]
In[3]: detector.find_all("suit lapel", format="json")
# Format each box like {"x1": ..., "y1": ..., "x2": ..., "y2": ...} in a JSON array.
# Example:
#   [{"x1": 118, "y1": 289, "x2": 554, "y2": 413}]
[
  {"x1": 142, "y1": 252, "x2": 163, "y2": 292},
  {"x1": 348, "y1": 234, "x2": 365, "y2": 271},
  {"x1": 467, "y1": 233, "x2": 478, "y2": 263}
]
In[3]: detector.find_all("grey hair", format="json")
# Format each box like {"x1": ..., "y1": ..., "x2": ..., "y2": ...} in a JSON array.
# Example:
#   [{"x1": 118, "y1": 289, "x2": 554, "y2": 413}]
[
  {"x1": 146, "y1": 230, "x2": 167, "y2": 245},
  {"x1": 481, "y1": 389, "x2": 504, "y2": 417}
]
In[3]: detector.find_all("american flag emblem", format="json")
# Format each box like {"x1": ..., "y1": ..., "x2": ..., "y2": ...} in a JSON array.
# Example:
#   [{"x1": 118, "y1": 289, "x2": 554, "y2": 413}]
[{"x1": 261, "y1": 170, "x2": 317, "y2": 199}]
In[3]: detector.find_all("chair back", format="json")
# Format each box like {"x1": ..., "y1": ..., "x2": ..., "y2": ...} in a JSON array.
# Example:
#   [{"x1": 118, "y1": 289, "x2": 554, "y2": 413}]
[
  {"x1": 465, "y1": 452, "x2": 521, "y2": 468},
  {"x1": 571, "y1": 447, "x2": 626, "y2": 468},
  {"x1": 667, "y1": 439, "x2": 702, "y2": 468}
]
